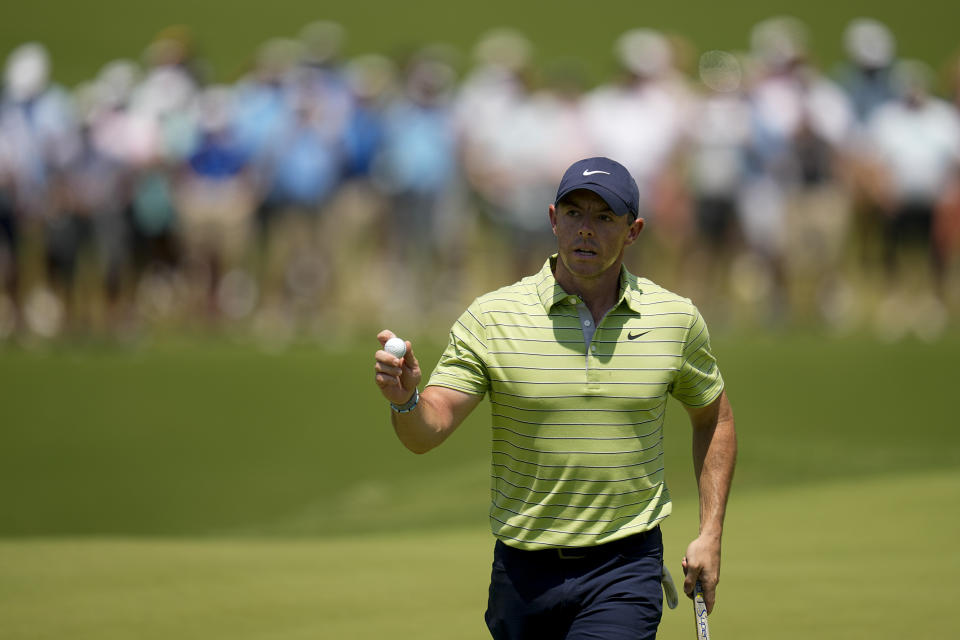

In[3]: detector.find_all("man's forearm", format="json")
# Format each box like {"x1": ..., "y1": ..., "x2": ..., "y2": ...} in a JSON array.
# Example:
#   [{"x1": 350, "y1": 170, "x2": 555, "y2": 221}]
[
  {"x1": 391, "y1": 390, "x2": 452, "y2": 454},
  {"x1": 692, "y1": 393, "x2": 737, "y2": 537},
  {"x1": 390, "y1": 386, "x2": 483, "y2": 455}
]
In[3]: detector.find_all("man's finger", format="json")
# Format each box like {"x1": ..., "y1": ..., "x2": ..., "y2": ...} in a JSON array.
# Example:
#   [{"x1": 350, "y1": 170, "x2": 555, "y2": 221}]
[
  {"x1": 377, "y1": 329, "x2": 396, "y2": 347},
  {"x1": 703, "y1": 581, "x2": 717, "y2": 614},
  {"x1": 375, "y1": 358, "x2": 403, "y2": 377},
  {"x1": 375, "y1": 347, "x2": 404, "y2": 370},
  {"x1": 375, "y1": 372, "x2": 400, "y2": 388},
  {"x1": 402, "y1": 341, "x2": 418, "y2": 369},
  {"x1": 683, "y1": 564, "x2": 701, "y2": 598}
]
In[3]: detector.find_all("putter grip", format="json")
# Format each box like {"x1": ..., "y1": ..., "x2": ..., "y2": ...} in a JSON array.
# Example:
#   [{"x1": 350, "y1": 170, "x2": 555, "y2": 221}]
[{"x1": 694, "y1": 580, "x2": 711, "y2": 640}]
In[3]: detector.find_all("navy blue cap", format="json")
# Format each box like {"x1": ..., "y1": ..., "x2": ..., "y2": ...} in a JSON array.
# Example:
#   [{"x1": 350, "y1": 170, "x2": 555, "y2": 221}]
[{"x1": 555, "y1": 157, "x2": 640, "y2": 218}]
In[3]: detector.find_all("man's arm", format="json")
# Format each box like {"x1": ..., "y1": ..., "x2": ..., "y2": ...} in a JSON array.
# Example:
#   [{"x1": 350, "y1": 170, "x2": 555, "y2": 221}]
[
  {"x1": 374, "y1": 330, "x2": 484, "y2": 454},
  {"x1": 682, "y1": 389, "x2": 737, "y2": 614}
]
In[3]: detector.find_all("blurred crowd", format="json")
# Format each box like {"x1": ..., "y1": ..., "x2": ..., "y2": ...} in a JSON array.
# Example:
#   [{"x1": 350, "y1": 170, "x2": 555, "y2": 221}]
[{"x1": 1, "y1": 16, "x2": 960, "y2": 343}]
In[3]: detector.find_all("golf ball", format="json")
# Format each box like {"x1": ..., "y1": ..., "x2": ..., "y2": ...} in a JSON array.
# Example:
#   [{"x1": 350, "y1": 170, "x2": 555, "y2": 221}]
[{"x1": 384, "y1": 337, "x2": 406, "y2": 359}]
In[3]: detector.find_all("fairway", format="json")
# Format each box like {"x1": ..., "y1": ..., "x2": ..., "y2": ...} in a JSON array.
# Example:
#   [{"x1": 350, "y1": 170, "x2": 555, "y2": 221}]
[
  {"x1": 1, "y1": 332, "x2": 958, "y2": 638},
  {"x1": 1, "y1": 470, "x2": 957, "y2": 639}
]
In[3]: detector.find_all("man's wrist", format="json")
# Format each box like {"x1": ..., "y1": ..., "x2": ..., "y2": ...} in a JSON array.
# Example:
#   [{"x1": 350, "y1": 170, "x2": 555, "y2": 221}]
[
  {"x1": 698, "y1": 526, "x2": 723, "y2": 542},
  {"x1": 390, "y1": 388, "x2": 420, "y2": 413}
]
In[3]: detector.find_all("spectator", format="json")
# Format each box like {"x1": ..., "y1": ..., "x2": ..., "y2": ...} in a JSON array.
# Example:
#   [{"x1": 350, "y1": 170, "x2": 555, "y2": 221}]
[
  {"x1": 865, "y1": 59, "x2": 960, "y2": 335},
  {"x1": 741, "y1": 17, "x2": 855, "y2": 324},
  {"x1": 126, "y1": 33, "x2": 203, "y2": 323},
  {"x1": 56, "y1": 84, "x2": 132, "y2": 331},
  {"x1": 835, "y1": 19, "x2": 900, "y2": 285},
  {"x1": 836, "y1": 19, "x2": 898, "y2": 123},
  {"x1": 174, "y1": 86, "x2": 257, "y2": 320},
  {"x1": 374, "y1": 50, "x2": 459, "y2": 318},
  {"x1": 584, "y1": 29, "x2": 691, "y2": 223},
  {"x1": 461, "y1": 34, "x2": 591, "y2": 279},
  {"x1": 456, "y1": 27, "x2": 538, "y2": 280},
  {"x1": 256, "y1": 86, "x2": 342, "y2": 318},
  {"x1": 342, "y1": 54, "x2": 395, "y2": 180},
  {"x1": 1, "y1": 42, "x2": 80, "y2": 336},
  {"x1": 682, "y1": 50, "x2": 752, "y2": 319}
]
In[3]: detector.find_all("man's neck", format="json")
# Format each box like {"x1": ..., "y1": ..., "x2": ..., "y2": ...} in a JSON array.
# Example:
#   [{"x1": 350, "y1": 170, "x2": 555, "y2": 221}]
[{"x1": 553, "y1": 259, "x2": 623, "y2": 323}]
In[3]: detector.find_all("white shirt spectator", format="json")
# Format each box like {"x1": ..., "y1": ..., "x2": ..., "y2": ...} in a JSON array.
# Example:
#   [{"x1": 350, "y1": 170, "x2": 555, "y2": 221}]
[
  {"x1": 752, "y1": 73, "x2": 854, "y2": 152},
  {"x1": 867, "y1": 97, "x2": 960, "y2": 202},
  {"x1": 687, "y1": 91, "x2": 752, "y2": 198},
  {"x1": 583, "y1": 79, "x2": 690, "y2": 212}
]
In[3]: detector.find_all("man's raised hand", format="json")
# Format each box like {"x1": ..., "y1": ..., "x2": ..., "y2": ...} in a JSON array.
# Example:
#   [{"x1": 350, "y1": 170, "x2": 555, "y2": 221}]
[{"x1": 375, "y1": 330, "x2": 421, "y2": 406}]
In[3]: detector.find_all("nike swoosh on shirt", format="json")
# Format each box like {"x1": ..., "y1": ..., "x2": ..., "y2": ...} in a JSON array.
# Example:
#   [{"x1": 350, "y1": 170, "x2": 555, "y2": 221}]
[
  {"x1": 582, "y1": 170, "x2": 611, "y2": 176},
  {"x1": 627, "y1": 330, "x2": 651, "y2": 340}
]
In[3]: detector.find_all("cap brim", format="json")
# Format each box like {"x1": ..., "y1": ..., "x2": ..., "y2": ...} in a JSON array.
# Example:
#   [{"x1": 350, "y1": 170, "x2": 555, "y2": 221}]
[{"x1": 556, "y1": 183, "x2": 631, "y2": 216}]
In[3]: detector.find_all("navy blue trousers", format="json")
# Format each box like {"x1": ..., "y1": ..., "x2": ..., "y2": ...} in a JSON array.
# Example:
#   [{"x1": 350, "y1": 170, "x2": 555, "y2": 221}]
[{"x1": 485, "y1": 527, "x2": 664, "y2": 639}]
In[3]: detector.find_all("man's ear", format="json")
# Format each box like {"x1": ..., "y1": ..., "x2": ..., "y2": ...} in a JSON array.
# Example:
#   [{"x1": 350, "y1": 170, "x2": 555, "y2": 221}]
[
  {"x1": 548, "y1": 204, "x2": 558, "y2": 235},
  {"x1": 625, "y1": 216, "x2": 645, "y2": 246}
]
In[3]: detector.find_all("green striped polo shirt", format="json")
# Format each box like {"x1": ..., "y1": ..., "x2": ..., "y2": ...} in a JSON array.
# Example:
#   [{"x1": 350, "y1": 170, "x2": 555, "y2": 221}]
[{"x1": 426, "y1": 256, "x2": 724, "y2": 550}]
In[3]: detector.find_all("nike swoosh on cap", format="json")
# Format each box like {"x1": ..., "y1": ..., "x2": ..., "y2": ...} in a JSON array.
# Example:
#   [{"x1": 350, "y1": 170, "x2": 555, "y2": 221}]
[{"x1": 582, "y1": 169, "x2": 611, "y2": 176}]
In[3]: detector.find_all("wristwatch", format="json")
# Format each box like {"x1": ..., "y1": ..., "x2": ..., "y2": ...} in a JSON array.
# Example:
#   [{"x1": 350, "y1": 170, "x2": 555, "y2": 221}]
[{"x1": 390, "y1": 388, "x2": 420, "y2": 413}]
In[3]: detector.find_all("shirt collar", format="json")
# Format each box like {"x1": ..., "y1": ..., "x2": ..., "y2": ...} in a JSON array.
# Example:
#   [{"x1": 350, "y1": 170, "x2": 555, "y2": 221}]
[{"x1": 536, "y1": 255, "x2": 645, "y2": 314}]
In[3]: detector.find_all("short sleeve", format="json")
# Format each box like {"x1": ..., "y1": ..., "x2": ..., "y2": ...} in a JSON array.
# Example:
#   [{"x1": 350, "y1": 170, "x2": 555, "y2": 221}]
[
  {"x1": 426, "y1": 300, "x2": 490, "y2": 396},
  {"x1": 670, "y1": 306, "x2": 724, "y2": 407}
]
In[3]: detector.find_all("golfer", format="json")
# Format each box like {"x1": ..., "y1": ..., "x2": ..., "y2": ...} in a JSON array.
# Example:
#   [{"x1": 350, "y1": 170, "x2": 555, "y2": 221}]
[{"x1": 374, "y1": 157, "x2": 737, "y2": 639}]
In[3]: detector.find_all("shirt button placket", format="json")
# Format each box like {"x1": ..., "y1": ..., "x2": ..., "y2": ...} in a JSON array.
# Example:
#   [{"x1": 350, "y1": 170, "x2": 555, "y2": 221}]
[{"x1": 585, "y1": 319, "x2": 596, "y2": 388}]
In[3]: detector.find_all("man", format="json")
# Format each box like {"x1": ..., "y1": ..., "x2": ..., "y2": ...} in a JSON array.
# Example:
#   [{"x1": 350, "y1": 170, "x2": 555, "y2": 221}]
[
  {"x1": 866, "y1": 60, "x2": 960, "y2": 306},
  {"x1": 374, "y1": 157, "x2": 736, "y2": 639}
]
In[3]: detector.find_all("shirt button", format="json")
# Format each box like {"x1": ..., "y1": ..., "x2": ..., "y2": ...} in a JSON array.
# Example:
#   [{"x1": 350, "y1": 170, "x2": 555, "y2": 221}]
[
  {"x1": 568, "y1": 297, "x2": 577, "y2": 305},
  {"x1": 584, "y1": 319, "x2": 592, "y2": 327},
  {"x1": 590, "y1": 344, "x2": 597, "y2": 352}
]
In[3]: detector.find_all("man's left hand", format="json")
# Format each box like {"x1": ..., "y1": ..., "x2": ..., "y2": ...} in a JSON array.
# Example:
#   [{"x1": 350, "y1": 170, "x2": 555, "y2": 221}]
[{"x1": 682, "y1": 534, "x2": 721, "y2": 614}]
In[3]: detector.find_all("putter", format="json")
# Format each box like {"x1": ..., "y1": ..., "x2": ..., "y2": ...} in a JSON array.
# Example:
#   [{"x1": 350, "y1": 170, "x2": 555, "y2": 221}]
[{"x1": 693, "y1": 580, "x2": 711, "y2": 640}]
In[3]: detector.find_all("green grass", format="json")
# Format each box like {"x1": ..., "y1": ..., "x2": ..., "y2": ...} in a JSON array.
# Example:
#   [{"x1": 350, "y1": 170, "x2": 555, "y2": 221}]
[
  {"x1": 2, "y1": 333, "x2": 957, "y2": 536},
  {"x1": 1, "y1": 332, "x2": 958, "y2": 637},
  {"x1": 1, "y1": 470, "x2": 957, "y2": 639},
  {"x1": 2, "y1": 0, "x2": 959, "y2": 87}
]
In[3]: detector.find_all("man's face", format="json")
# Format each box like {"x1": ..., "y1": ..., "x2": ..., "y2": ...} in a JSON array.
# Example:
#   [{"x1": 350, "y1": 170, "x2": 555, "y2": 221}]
[{"x1": 549, "y1": 189, "x2": 644, "y2": 281}]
